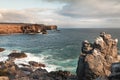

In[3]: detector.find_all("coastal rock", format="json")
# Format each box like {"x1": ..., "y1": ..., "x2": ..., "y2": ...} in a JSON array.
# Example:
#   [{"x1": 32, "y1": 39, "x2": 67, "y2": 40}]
[
  {"x1": 29, "y1": 61, "x2": 46, "y2": 68},
  {"x1": 108, "y1": 62, "x2": 120, "y2": 80},
  {"x1": 47, "y1": 70, "x2": 72, "y2": 80},
  {"x1": 45, "y1": 25, "x2": 57, "y2": 30},
  {"x1": 0, "y1": 52, "x2": 75, "y2": 80},
  {"x1": 8, "y1": 51, "x2": 27, "y2": 59},
  {"x1": 0, "y1": 76, "x2": 9, "y2": 80},
  {"x1": 29, "y1": 68, "x2": 48, "y2": 79},
  {"x1": 0, "y1": 58, "x2": 19, "y2": 79},
  {"x1": 76, "y1": 32, "x2": 120, "y2": 80},
  {"x1": 0, "y1": 48, "x2": 5, "y2": 52},
  {"x1": 0, "y1": 23, "x2": 57, "y2": 34}
]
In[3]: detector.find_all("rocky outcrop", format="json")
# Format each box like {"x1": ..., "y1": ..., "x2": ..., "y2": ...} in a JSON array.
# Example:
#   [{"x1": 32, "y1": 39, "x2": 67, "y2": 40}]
[
  {"x1": 76, "y1": 32, "x2": 120, "y2": 80},
  {"x1": 8, "y1": 51, "x2": 27, "y2": 59},
  {"x1": 0, "y1": 23, "x2": 57, "y2": 34},
  {"x1": 45, "y1": 25, "x2": 57, "y2": 30},
  {"x1": 0, "y1": 51, "x2": 75, "y2": 80},
  {"x1": 28, "y1": 61, "x2": 46, "y2": 68},
  {"x1": 0, "y1": 48, "x2": 5, "y2": 52}
]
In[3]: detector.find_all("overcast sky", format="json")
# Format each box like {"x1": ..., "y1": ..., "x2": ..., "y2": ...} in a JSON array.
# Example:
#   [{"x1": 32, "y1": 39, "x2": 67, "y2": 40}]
[{"x1": 0, "y1": 0, "x2": 120, "y2": 28}]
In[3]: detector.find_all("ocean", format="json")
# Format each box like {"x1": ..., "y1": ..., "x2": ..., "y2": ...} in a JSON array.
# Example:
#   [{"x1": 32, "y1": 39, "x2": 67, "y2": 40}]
[{"x1": 0, "y1": 28, "x2": 120, "y2": 74}]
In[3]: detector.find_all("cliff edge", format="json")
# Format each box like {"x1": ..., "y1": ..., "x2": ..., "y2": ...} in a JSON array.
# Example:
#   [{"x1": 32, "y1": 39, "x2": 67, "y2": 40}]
[
  {"x1": 0, "y1": 23, "x2": 57, "y2": 34},
  {"x1": 76, "y1": 32, "x2": 120, "y2": 80}
]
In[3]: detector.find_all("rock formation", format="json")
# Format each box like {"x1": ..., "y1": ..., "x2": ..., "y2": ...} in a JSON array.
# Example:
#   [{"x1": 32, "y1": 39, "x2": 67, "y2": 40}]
[
  {"x1": 8, "y1": 50, "x2": 27, "y2": 59},
  {"x1": 0, "y1": 48, "x2": 5, "y2": 52},
  {"x1": 108, "y1": 62, "x2": 120, "y2": 80},
  {"x1": 76, "y1": 32, "x2": 120, "y2": 80},
  {"x1": 45, "y1": 25, "x2": 57, "y2": 30},
  {"x1": 0, "y1": 23, "x2": 57, "y2": 34},
  {"x1": 0, "y1": 51, "x2": 76, "y2": 80}
]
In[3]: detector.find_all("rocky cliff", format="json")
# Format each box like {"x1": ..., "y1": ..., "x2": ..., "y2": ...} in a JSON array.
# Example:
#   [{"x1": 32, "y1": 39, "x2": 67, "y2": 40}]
[
  {"x1": 76, "y1": 32, "x2": 120, "y2": 80},
  {"x1": 0, "y1": 23, "x2": 57, "y2": 34}
]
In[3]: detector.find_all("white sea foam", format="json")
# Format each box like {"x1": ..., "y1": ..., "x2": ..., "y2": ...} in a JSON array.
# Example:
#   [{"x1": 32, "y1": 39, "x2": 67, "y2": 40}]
[
  {"x1": 0, "y1": 49, "x2": 70, "y2": 72},
  {"x1": 0, "y1": 49, "x2": 11, "y2": 62},
  {"x1": 14, "y1": 52, "x2": 62, "y2": 72}
]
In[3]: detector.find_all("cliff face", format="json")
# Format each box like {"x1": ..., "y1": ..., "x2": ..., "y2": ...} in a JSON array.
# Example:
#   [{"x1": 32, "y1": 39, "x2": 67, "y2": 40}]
[
  {"x1": 0, "y1": 23, "x2": 57, "y2": 34},
  {"x1": 76, "y1": 32, "x2": 120, "y2": 80},
  {"x1": 0, "y1": 23, "x2": 23, "y2": 34},
  {"x1": 45, "y1": 25, "x2": 57, "y2": 30}
]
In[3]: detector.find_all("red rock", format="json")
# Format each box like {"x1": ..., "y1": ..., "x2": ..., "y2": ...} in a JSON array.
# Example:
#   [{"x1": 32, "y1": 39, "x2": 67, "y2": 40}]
[{"x1": 0, "y1": 23, "x2": 57, "y2": 34}]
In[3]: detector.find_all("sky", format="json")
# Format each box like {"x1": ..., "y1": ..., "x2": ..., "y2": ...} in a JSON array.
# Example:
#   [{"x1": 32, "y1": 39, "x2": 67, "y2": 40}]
[{"x1": 0, "y1": 0, "x2": 120, "y2": 28}]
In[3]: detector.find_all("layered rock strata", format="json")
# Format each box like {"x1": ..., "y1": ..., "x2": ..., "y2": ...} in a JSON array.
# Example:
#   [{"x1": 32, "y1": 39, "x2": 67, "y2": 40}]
[{"x1": 0, "y1": 23, "x2": 57, "y2": 34}]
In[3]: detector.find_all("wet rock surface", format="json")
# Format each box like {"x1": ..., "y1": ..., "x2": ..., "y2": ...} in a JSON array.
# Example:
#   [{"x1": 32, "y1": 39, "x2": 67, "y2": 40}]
[
  {"x1": 0, "y1": 48, "x2": 5, "y2": 52},
  {"x1": 8, "y1": 50, "x2": 27, "y2": 59}
]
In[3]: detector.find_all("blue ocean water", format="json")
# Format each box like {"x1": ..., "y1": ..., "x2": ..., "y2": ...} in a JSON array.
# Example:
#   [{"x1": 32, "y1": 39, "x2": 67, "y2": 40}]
[{"x1": 0, "y1": 28, "x2": 120, "y2": 74}]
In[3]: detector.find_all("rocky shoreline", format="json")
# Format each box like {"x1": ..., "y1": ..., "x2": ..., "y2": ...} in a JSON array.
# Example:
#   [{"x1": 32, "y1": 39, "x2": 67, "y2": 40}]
[
  {"x1": 0, "y1": 32, "x2": 120, "y2": 80},
  {"x1": 0, "y1": 51, "x2": 76, "y2": 80}
]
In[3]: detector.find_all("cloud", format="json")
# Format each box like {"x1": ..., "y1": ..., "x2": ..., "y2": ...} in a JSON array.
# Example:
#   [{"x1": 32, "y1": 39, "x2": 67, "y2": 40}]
[
  {"x1": 56, "y1": 0, "x2": 120, "y2": 18},
  {"x1": 44, "y1": 0, "x2": 120, "y2": 18},
  {"x1": 42, "y1": 0, "x2": 120, "y2": 28},
  {"x1": 0, "y1": 8, "x2": 56, "y2": 23},
  {"x1": 0, "y1": 0, "x2": 120, "y2": 28},
  {"x1": 0, "y1": 9, "x2": 32, "y2": 23}
]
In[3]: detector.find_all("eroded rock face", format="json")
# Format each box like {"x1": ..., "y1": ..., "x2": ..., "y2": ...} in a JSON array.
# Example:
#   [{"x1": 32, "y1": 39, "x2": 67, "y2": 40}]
[
  {"x1": 76, "y1": 32, "x2": 120, "y2": 80},
  {"x1": 0, "y1": 23, "x2": 57, "y2": 34}
]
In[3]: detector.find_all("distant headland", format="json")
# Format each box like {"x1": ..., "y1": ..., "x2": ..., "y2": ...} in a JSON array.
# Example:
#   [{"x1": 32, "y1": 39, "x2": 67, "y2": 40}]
[{"x1": 0, "y1": 23, "x2": 57, "y2": 34}]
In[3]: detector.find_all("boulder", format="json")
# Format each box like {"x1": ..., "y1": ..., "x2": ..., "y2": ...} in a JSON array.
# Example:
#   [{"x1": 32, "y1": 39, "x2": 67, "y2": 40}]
[
  {"x1": 76, "y1": 32, "x2": 120, "y2": 80},
  {"x1": 48, "y1": 70, "x2": 72, "y2": 80},
  {"x1": 29, "y1": 68, "x2": 48, "y2": 80},
  {"x1": 8, "y1": 51, "x2": 27, "y2": 59},
  {"x1": 0, "y1": 48, "x2": 5, "y2": 52},
  {"x1": 0, "y1": 59, "x2": 19, "y2": 79},
  {"x1": 29, "y1": 61, "x2": 45, "y2": 68}
]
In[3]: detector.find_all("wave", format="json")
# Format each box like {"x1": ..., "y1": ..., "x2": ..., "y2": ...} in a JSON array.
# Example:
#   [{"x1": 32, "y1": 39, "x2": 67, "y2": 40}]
[
  {"x1": 0, "y1": 49, "x2": 77, "y2": 74},
  {"x1": 0, "y1": 49, "x2": 62, "y2": 72}
]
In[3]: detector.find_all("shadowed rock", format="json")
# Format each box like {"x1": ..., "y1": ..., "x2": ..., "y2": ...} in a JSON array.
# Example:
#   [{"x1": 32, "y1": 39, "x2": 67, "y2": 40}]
[
  {"x1": 108, "y1": 62, "x2": 120, "y2": 80},
  {"x1": 0, "y1": 48, "x2": 5, "y2": 52}
]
